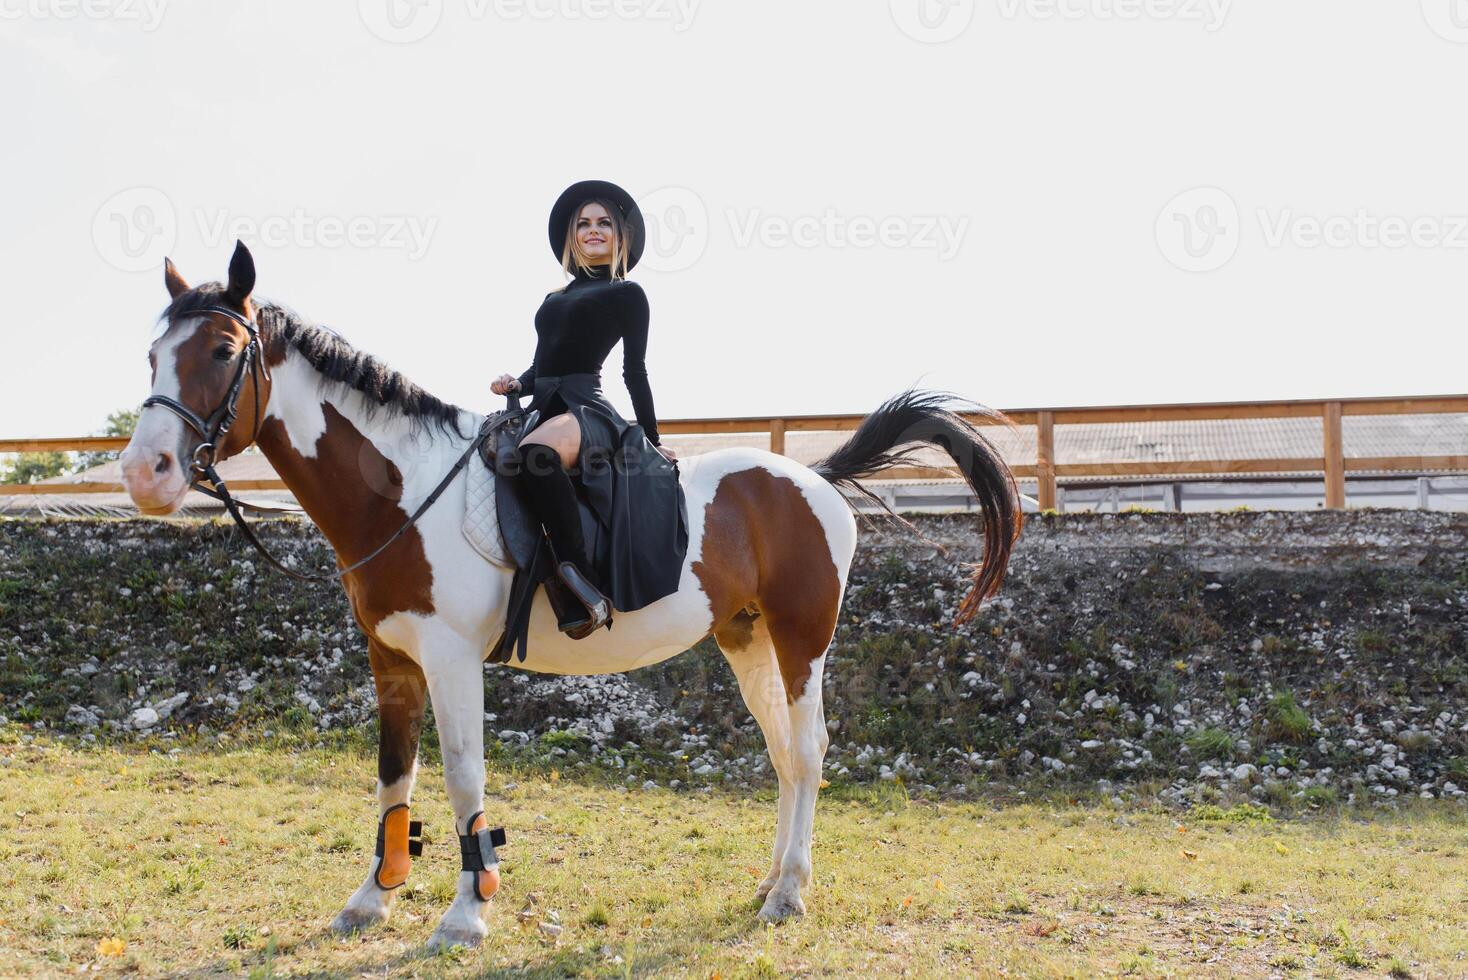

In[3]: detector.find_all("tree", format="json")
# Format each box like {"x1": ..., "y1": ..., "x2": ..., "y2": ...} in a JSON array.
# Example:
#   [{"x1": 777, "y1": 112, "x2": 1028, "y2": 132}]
[
  {"x1": 75, "y1": 409, "x2": 140, "y2": 472},
  {"x1": 0, "y1": 452, "x2": 71, "y2": 485},
  {"x1": 2, "y1": 409, "x2": 140, "y2": 485}
]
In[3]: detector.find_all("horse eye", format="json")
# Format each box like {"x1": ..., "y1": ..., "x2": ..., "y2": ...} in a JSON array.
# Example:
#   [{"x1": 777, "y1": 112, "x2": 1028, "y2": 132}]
[{"x1": 213, "y1": 346, "x2": 235, "y2": 362}]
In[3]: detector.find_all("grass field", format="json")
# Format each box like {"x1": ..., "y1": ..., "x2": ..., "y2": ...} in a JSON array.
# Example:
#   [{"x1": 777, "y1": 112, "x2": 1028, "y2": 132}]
[{"x1": 1, "y1": 737, "x2": 1466, "y2": 978}]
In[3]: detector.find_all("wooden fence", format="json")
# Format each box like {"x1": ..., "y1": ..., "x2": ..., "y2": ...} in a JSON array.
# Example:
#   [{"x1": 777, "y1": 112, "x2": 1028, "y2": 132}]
[{"x1": 3, "y1": 394, "x2": 1465, "y2": 510}]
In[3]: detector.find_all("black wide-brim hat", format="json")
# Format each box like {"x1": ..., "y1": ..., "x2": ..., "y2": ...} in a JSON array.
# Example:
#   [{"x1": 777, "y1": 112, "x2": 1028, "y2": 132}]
[{"x1": 548, "y1": 179, "x2": 646, "y2": 272}]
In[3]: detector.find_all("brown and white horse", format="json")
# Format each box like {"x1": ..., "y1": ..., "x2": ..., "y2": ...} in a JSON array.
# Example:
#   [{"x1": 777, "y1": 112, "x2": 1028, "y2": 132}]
[{"x1": 120, "y1": 243, "x2": 1022, "y2": 949}]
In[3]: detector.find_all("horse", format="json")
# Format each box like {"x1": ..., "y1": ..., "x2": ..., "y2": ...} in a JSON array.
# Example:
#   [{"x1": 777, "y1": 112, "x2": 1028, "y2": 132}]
[{"x1": 119, "y1": 242, "x2": 1023, "y2": 950}]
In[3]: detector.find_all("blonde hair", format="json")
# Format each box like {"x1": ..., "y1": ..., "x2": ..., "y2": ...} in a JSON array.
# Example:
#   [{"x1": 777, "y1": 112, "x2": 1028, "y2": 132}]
[{"x1": 557, "y1": 197, "x2": 633, "y2": 289}]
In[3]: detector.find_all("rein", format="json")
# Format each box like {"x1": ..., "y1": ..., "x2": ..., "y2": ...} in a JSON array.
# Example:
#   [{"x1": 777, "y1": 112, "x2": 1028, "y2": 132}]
[{"x1": 142, "y1": 305, "x2": 502, "y2": 583}]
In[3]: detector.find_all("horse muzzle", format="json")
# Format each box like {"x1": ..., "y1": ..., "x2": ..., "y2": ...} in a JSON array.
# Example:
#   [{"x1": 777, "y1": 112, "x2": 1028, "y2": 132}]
[{"x1": 120, "y1": 439, "x2": 191, "y2": 514}]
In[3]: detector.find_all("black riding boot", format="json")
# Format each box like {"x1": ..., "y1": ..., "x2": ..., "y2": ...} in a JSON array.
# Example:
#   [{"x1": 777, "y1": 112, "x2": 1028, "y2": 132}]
[{"x1": 517, "y1": 443, "x2": 612, "y2": 638}]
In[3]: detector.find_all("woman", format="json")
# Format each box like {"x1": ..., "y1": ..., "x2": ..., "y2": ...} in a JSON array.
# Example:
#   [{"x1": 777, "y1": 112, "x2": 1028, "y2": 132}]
[{"x1": 491, "y1": 179, "x2": 687, "y2": 642}]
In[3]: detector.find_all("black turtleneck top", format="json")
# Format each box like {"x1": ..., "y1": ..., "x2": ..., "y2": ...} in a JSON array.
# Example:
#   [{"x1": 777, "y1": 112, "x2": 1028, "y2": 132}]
[{"x1": 516, "y1": 264, "x2": 660, "y2": 445}]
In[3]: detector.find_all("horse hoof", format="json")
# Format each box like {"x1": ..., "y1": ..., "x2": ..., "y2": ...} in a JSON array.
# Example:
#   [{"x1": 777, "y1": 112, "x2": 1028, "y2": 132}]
[
  {"x1": 330, "y1": 905, "x2": 388, "y2": 936},
  {"x1": 426, "y1": 922, "x2": 487, "y2": 953},
  {"x1": 757, "y1": 891, "x2": 805, "y2": 923},
  {"x1": 754, "y1": 876, "x2": 778, "y2": 901}
]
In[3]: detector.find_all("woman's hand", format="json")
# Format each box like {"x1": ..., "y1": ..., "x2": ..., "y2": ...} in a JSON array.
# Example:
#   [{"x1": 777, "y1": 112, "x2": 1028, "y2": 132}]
[
  {"x1": 490, "y1": 374, "x2": 521, "y2": 396},
  {"x1": 656, "y1": 444, "x2": 678, "y2": 463}
]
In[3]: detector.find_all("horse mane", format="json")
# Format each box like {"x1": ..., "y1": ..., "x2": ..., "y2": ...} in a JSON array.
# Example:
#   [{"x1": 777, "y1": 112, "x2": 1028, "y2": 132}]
[{"x1": 162, "y1": 285, "x2": 470, "y2": 439}]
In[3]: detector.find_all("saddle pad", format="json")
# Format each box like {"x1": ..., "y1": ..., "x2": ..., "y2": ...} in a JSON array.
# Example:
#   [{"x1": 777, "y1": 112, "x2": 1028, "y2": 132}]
[{"x1": 463, "y1": 453, "x2": 514, "y2": 569}]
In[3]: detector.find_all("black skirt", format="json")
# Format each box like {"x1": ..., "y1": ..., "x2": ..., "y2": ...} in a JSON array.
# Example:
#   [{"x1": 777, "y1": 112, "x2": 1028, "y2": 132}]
[{"x1": 515, "y1": 372, "x2": 689, "y2": 613}]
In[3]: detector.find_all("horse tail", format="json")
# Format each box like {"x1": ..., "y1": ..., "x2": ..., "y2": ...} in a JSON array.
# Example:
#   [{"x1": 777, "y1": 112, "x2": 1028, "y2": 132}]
[{"x1": 811, "y1": 388, "x2": 1024, "y2": 624}]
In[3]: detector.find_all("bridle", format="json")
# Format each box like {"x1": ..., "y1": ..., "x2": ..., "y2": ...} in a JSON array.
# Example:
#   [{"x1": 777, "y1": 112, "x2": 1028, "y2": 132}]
[
  {"x1": 142, "y1": 305, "x2": 266, "y2": 482},
  {"x1": 140, "y1": 305, "x2": 501, "y2": 583}
]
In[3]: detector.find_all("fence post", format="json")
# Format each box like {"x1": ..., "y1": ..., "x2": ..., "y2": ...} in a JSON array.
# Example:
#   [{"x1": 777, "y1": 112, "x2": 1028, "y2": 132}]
[
  {"x1": 1036, "y1": 410, "x2": 1057, "y2": 512},
  {"x1": 1323, "y1": 401, "x2": 1345, "y2": 509},
  {"x1": 769, "y1": 418, "x2": 786, "y2": 456},
  {"x1": 1163, "y1": 482, "x2": 1182, "y2": 512}
]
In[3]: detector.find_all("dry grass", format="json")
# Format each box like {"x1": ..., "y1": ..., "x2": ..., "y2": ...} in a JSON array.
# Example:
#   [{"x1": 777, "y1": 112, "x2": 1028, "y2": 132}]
[{"x1": 1, "y1": 738, "x2": 1466, "y2": 977}]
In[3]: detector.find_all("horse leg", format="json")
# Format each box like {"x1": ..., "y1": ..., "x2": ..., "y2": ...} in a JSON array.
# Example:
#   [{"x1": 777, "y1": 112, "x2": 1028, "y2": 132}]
[
  {"x1": 331, "y1": 640, "x2": 428, "y2": 935},
  {"x1": 758, "y1": 607, "x2": 835, "y2": 924},
  {"x1": 420, "y1": 643, "x2": 493, "y2": 951},
  {"x1": 716, "y1": 616, "x2": 795, "y2": 903}
]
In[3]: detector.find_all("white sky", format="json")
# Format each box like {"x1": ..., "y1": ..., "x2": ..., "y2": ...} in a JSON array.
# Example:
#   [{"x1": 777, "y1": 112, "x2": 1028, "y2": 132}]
[{"x1": 2, "y1": 0, "x2": 1467, "y2": 439}]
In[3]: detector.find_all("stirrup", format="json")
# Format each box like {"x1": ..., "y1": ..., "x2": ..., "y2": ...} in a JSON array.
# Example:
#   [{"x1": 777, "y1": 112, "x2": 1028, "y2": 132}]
[
  {"x1": 544, "y1": 575, "x2": 592, "y2": 633},
  {"x1": 555, "y1": 560, "x2": 612, "y2": 639}
]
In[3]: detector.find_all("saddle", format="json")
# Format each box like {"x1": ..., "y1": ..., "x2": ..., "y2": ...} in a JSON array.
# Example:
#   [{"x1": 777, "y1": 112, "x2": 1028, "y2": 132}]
[{"x1": 473, "y1": 396, "x2": 605, "y2": 664}]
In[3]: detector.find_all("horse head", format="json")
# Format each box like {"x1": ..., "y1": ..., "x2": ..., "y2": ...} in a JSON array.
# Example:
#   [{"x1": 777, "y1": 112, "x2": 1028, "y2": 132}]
[{"x1": 121, "y1": 241, "x2": 272, "y2": 514}]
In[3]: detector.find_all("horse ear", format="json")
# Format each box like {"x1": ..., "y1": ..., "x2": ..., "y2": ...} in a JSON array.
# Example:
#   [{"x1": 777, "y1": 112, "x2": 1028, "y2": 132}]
[
  {"x1": 225, "y1": 239, "x2": 256, "y2": 307},
  {"x1": 164, "y1": 257, "x2": 190, "y2": 299}
]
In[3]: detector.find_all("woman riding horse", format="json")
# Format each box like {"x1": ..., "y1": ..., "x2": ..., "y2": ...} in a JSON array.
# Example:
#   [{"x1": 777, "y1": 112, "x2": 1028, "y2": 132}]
[
  {"x1": 122, "y1": 231, "x2": 1021, "y2": 945},
  {"x1": 490, "y1": 180, "x2": 686, "y2": 640}
]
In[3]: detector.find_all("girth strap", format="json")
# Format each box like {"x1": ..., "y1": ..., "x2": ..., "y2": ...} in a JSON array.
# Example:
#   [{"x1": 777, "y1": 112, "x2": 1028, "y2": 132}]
[{"x1": 489, "y1": 535, "x2": 551, "y2": 664}]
